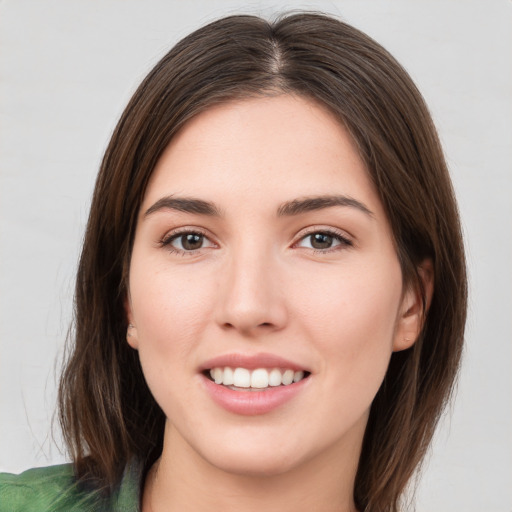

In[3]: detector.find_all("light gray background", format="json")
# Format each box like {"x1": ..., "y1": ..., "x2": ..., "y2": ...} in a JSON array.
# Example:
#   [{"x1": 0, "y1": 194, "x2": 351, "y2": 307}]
[{"x1": 1, "y1": 1, "x2": 511, "y2": 510}]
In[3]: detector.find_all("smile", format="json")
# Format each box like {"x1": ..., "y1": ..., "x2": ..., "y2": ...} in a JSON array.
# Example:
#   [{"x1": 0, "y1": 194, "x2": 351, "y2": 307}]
[
  {"x1": 200, "y1": 355, "x2": 311, "y2": 415},
  {"x1": 208, "y1": 367, "x2": 309, "y2": 390}
]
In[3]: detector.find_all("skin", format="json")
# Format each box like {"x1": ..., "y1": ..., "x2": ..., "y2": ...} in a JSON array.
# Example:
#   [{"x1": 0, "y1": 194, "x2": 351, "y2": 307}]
[{"x1": 125, "y1": 95, "x2": 431, "y2": 512}]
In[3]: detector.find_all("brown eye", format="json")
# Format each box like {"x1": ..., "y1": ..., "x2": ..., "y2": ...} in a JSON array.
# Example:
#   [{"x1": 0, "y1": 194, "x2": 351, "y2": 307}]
[
  {"x1": 310, "y1": 233, "x2": 334, "y2": 249},
  {"x1": 180, "y1": 233, "x2": 204, "y2": 250},
  {"x1": 296, "y1": 230, "x2": 352, "y2": 251},
  {"x1": 163, "y1": 231, "x2": 215, "y2": 253}
]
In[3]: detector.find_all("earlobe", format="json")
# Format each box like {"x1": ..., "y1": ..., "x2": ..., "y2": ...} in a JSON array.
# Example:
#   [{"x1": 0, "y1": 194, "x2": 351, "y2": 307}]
[
  {"x1": 124, "y1": 295, "x2": 139, "y2": 350},
  {"x1": 126, "y1": 323, "x2": 139, "y2": 349},
  {"x1": 393, "y1": 259, "x2": 434, "y2": 352}
]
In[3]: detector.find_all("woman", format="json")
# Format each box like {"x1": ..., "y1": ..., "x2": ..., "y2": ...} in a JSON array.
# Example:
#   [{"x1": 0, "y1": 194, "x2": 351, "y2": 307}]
[{"x1": 0, "y1": 12, "x2": 467, "y2": 512}]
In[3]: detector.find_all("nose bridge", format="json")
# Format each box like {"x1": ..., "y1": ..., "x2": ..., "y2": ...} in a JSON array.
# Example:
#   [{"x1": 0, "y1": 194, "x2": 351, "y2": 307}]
[{"x1": 216, "y1": 236, "x2": 287, "y2": 334}]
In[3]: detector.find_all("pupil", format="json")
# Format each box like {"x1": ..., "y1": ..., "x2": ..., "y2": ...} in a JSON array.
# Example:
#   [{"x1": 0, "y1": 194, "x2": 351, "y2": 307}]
[
  {"x1": 182, "y1": 233, "x2": 203, "y2": 250},
  {"x1": 311, "y1": 233, "x2": 332, "y2": 249}
]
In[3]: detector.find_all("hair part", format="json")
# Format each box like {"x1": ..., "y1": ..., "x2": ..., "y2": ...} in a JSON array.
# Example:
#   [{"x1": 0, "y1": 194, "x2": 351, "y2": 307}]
[{"x1": 58, "y1": 12, "x2": 467, "y2": 511}]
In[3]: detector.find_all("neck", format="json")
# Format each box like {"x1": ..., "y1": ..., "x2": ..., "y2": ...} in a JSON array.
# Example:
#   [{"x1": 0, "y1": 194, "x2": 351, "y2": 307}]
[{"x1": 143, "y1": 421, "x2": 362, "y2": 512}]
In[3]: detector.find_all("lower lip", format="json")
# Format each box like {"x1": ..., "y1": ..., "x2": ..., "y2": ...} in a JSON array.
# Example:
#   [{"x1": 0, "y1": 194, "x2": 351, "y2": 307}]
[{"x1": 201, "y1": 375, "x2": 309, "y2": 416}]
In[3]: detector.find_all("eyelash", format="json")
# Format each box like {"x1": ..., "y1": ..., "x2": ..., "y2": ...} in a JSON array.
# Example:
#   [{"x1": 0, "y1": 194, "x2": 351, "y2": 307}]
[
  {"x1": 293, "y1": 228, "x2": 353, "y2": 253},
  {"x1": 158, "y1": 227, "x2": 353, "y2": 256},
  {"x1": 159, "y1": 228, "x2": 214, "y2": 256}
]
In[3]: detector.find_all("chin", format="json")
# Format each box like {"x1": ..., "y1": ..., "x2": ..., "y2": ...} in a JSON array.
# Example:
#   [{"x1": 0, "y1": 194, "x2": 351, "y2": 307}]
[
  {"x1": 196, "y1": 431, "x2": 312, "y2": 478},
  {"x1": 210, "y1": 450, "x2": 303, "y2": 478}
]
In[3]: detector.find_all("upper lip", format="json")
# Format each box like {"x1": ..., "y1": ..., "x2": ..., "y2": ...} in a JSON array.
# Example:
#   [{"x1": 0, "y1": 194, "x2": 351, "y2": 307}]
[{"x1": 200, "y1": 352, "x2": 309, "y2": 372}]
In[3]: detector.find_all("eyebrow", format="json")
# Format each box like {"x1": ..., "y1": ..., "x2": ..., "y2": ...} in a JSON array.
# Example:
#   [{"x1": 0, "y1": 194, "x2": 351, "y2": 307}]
[
  {"x1": 144, "y1": 194, "x2": 373, "y2": 219},
  {"x1": 277, "y1": 195, "x2": 374, "y2": 217},
  {"x1": 144, "y1": 196, "x2": 221, "y2": 218}
]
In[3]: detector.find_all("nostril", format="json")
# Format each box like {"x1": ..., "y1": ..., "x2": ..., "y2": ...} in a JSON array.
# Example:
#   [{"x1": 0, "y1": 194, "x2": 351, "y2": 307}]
[{"x1": 222, "y1": 321, "x2": 273, "y2": 330}]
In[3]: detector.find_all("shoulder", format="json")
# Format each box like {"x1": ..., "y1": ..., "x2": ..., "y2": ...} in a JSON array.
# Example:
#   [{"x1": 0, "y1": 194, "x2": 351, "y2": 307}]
[
  {"x1": 0, "y1": 464, "x2": 101, "y2": 512},
  {"x1": 0, "y1": 460, "x2": 142, "y2": 512}
]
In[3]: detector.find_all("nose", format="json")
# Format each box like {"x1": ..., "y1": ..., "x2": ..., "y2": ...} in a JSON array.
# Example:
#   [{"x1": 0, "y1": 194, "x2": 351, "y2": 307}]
[{"x1": 215, "y1": 244, "x2": 288, "y2": 337}]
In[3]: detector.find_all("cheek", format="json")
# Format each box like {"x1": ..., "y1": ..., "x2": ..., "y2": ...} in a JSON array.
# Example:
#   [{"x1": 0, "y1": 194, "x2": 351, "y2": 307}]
[
  {"x1": 128, "y1": 260, "x2": 221, "y2": 420},
  {"x1": 128, "y1": 259, "x2": 218, "y2": 371},
  {"x1": 294, "y1": 260, "x2": 403, "y2": 392},
  {"x1": 298, "y1": 260, "x2": 401, "y2": 332}
]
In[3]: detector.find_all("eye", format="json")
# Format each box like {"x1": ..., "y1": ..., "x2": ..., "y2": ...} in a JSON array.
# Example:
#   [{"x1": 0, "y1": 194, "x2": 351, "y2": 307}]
[
  {"x1": 296, "y1": 230, "x2": 352, "y2": 251},
  {"x1": 161, "y1": 230, "x2": 215, "y2": 253}
]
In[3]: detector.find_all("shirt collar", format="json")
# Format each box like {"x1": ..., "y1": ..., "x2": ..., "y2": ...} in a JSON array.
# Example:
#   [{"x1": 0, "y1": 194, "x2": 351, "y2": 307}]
[{"x1": 110, "y1": 458, "x2": 144, "y2": 512}]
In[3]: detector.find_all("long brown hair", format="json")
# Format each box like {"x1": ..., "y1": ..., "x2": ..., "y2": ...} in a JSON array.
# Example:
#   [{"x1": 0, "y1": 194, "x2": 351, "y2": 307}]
[{"x1": 59, "y1": 12, "x2": 467, "y2": 511}]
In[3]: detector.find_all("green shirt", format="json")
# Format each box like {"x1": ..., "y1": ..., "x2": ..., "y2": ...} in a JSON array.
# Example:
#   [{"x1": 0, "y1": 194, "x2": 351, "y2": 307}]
[{"x1": 0, "y1": 461, "x2": 141, "y2": 511}]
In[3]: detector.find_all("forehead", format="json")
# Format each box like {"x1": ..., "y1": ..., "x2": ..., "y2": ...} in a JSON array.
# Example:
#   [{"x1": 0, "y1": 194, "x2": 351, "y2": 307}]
[{"x1": 142, "y1": 94, "x2": 383, "y2": 218}]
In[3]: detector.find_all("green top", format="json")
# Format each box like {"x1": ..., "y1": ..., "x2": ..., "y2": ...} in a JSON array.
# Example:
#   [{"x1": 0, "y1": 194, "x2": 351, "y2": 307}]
[{"x1": 0, "y1": 461, "x2": 141, "y2": 512}]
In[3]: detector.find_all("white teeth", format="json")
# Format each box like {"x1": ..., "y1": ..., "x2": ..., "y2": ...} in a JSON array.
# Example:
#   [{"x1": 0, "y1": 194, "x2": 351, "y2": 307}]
[
  {"x1": 269, "y1": 368, "x2": 282, "y2": 387},
  {"x1": 208, "y1": 367, "x2": 307, "y2": 388},
  {"x1": 213, "y1": 367, "x2": 223, "y2": 385},
  {"x1": 223, "y1": 366, "x2": 234, "y2": 386},
  {"x1": 233, "y1": 368, "x2": 251, "y2": 388},
  {"x1": 251, "y1": 368, "x2": 269, "y2": 388},
  {"x1": 282, "y1": 369, "x2": 294, "y2": 385},
  {"x1": 293, "y1": 370, "x2": 304, "y2": 383}
]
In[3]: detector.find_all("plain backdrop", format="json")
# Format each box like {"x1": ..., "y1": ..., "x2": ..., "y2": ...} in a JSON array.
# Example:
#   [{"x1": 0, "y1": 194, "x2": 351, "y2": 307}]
[{"x1": 0, "y1": 1, "x2": 511, "y2": 511}]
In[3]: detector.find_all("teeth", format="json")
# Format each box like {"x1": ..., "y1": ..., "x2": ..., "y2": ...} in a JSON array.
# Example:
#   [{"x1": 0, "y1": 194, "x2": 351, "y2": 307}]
[
  {"x1": 269, "y1": 368, "x2": 282, "y2": 387},
  {"x1": 233, "y1": 368, "x2": 251, "y2": 388},
  {"x1": 251, "y1": 368, "x2": 269, "y2": 388},
  {"x1": 213, "y1": 367, "x2": 223, "y2": 385},
  {"x1": 223, "y1": 366, "x2": 234, "y2": 386},
  {"x1": 282, "y1": 369, "x2": 294, "y2": 385},
  {"x1": 293, "y1": 370, "x2": 304, "y2": 383},
  {"x1": 208, "y1": 367, "x2": 307, "y2": 388}
]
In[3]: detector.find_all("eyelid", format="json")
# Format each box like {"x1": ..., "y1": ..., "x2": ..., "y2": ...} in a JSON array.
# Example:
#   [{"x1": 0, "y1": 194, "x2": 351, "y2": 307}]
[
  {"x1": 158, "y1": 226, "x2": 218, "y2": 254},
  {"x1": 292, "y1": 225, "x2": 354, "y2": 251}
]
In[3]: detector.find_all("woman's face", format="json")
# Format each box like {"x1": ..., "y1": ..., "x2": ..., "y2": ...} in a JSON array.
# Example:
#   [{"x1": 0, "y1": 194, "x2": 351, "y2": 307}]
[{"x1": 126, "y1": 95, "x2": 421, "y2": 476}]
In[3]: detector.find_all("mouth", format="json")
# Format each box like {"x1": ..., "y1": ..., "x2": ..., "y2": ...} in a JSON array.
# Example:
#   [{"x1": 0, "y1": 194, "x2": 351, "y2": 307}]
[
  {"x1": 199, "y1": 353, "x2": 311, "y2": 414},
  {"x1": 203, "y1": 367, "x2": 311, "y2": 391}
]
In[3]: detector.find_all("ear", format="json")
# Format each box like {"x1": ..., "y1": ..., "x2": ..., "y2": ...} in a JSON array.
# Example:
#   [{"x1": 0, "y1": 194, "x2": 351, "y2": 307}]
[
  {"x1": 124, "y1": 294, "x2": 139, "y2": 350},
  {"x1": 393, "y1": 259, "x2": 434, "y2": 352}
]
